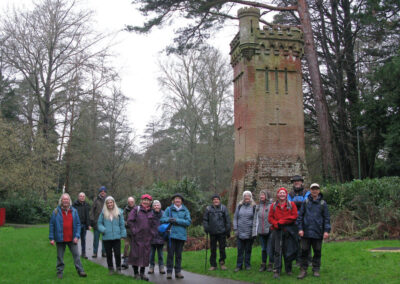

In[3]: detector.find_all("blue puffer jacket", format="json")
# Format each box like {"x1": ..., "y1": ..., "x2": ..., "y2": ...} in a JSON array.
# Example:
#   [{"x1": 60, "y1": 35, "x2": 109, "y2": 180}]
[
  {"x1": 49, "y1": 206, "x2": 81, "y2": 242},
  {"x1": 160, "y1": 205, "x2": 191, "y2": 241},
  {"x1": 97, "y1": 209, "x2": 127, "y2": 241},
  {"x1": 296, "y1": 194, "x2": 331, "y2": 239}
]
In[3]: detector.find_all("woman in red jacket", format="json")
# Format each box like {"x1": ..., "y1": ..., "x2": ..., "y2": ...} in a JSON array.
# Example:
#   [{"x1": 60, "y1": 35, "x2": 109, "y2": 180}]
[{"x1": 268, "y1": 187, "x2": 298, "y2": 279}]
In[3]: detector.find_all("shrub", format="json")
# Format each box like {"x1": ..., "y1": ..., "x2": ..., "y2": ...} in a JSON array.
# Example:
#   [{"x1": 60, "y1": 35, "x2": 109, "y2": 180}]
[{"x1": 323, "y1": 177, "x2": 400, "y2": 239}]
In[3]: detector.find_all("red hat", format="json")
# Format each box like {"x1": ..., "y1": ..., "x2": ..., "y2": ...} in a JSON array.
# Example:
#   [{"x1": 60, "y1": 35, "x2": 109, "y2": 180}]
[
  {"x1": 141, "y1": 194, "x2": 153, "y2": 201},
  {"x1": 277, "y1": 187, "x2": 288, "y2": 195}
]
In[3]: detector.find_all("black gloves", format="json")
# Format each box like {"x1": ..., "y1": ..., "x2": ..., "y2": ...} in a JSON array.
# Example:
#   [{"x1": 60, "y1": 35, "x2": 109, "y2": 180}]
[{"x1": 169, "y1": 218, "x2": 176, "y2": 224}]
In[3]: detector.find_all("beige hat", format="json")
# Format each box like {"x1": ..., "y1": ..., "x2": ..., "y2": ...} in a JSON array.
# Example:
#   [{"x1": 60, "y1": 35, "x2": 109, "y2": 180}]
[{"x1": 310, "y1": 183, "x2": 320, "y2": 189}]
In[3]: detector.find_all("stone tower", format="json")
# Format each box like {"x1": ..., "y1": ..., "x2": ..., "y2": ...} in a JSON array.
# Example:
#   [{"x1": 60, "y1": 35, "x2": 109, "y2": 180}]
[{"x1": 229, "y1": 7, "x2": 307, "y2": 212}]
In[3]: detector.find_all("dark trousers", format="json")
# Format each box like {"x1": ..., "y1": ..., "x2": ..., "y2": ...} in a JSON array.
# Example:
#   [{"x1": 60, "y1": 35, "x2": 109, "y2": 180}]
[
  {"x1": 150, "y1": 244, "x2": 164, "y2": 267},
  {"x1": 300, "y1": 238, "x2": 322, "y2": 271},
  {"x1": 56, "y1": 242, "x2": 84, "y2": 274},
  {"x1": 210, "y1": 234, "x2": 227, "y2": 267},
  {"x1": 80, "y1": 227, "x2": 87, "y2": 255},
  {"x1": 166, "y1": 239, "x2": 185, "y2": 274},
  {"x1": 272, "y1": 230, "x2": 292, "y2": 273},
  {"x1": 93, "y1": 228, "x2": 105, "y2": 255},
  {"x1": 236, "y1": 238, "x2": 254, "y2": 268},
  {"x1": 259, "y1": 233, "x2": 274, "y2": 264},
  {"x1": 103, "y1": 239, "x2": 121, "y2": 270},
  {"x1": 133, "y1": 266, "x2": 145, "y2": 275}
]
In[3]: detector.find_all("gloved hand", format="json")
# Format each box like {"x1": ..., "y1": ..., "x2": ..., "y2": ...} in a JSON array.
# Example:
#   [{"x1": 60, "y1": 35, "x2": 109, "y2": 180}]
[{"x1": 169, "y1": 218, "x2": 176, "y2": 224}]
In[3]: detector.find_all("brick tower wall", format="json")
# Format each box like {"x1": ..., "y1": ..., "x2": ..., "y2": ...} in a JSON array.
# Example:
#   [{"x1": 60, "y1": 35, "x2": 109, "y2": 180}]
[{"x1": 228, "y1": 8, "x2": 308, "y2": 212}]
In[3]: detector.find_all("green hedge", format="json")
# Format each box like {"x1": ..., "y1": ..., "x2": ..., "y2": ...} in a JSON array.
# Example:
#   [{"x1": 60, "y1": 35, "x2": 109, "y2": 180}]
[
  {"x1": 323, "y1": 177, "x2": 400, "y2": 239},
  {"x1": 0, "y1": 196, "x2": 56, "y2": 224}
]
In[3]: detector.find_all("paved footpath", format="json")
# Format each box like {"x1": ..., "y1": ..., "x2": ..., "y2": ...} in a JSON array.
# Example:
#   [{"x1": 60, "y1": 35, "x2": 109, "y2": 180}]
[{"x1": 85, "y1": 231, "x2": 250, "y2": 284}]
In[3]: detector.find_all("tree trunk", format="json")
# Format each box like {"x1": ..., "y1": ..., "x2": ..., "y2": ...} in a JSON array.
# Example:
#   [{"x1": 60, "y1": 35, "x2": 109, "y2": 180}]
[{"x1": 297, "y1": 0, "x2": 339, "y2": 181}]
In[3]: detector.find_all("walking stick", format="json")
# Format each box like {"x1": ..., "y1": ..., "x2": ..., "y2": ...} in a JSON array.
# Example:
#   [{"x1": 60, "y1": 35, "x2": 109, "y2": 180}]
[{"x1": 204, "y1": 233, "x2": 208, "y2": 272}]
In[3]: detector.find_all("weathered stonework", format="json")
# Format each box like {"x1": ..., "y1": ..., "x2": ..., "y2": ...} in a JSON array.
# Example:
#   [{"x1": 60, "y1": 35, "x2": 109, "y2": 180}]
[{"x1": 229, "y1": 7, "x2": 308, "y2": 212}]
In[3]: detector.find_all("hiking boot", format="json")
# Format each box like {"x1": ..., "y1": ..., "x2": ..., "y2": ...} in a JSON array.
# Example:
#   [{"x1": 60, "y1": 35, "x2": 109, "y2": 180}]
[
  {"x1": 267, "y1": 263, "x2": 273, "y2": 272},
  {"x1": 122, "y1": 257, "x2": 128, "y2": 269},
  {"x1": 148, "y1": 266, "x2": 154, "y2": 274},
  {"x1": 92, "y1": 254, "x2": 97, "y2": 258},
  {"x1": 159, "y1": 265, "x2": 166, "y2": 274},
  {"x1": 175, "y1": 272, "x2": 184, "y2": 279},
  {"x1": 297, "y1": 269, "x2": 307, "y2": 279},
  {"x1": 81, "y1": 253, "x2": 88, "y2": 259},
  {"x1": 209, "y1": 266, "x2": 217, "y2": 271},
  {"x1": 166, "y1": 272, "x2": 172, "y2": 279},
  {"x1": 234, "y1": 267, "x2": 241, "y2": 272},
  {"x1": 78, "y1": 271, "x2": 87, "y2": 277},
  {"x1": 140, "y1": 274, "x2": 149, "y2": 281},
  {"x1": 259, "y1": 263, "x2": 266, "y2": 272},
  {"x1": 313, "y1": 271, "x2": 320, "y2": 277},
  {"x1": 273, "y1": 271, "x2": 280, "y2": 279},
  {"x1": 57, "y1": 273, "x2": 63, "y2": 279}
]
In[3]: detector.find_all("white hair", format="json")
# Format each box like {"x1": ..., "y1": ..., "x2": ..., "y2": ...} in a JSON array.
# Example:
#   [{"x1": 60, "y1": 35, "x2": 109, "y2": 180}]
[
  {"x1": 239, "y1": 190, "x2": 256, "y2": 206},
  {"x1": 102, "y1": 196, "x2": 120, "y2": 220},
  {"x1": 152, "y1": 200, "x2": 161, "y2": 208},
  {"x1": 58, "y1": 193, "x2": 72, "y2": 206},
  {"x1": 78, "y1": 192, "x2": 86, "y2": 197}
]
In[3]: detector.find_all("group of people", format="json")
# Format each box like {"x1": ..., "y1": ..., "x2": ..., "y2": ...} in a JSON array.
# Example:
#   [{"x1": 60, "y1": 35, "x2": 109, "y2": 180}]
[
  {"x1": 49, "y1": 174, "x2": 331, "y2": 281},
  {"x1": 204, "y1": 175, "x2": 331, "y2": 280},
  {"x1": 49, "y1": 187, "x2": 191, "y2": 281}
]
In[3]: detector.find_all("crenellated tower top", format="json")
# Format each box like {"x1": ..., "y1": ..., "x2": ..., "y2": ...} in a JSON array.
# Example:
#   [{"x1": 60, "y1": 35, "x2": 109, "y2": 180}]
[{"x1": 230, "y1": 8, "x2": 304, "y2": 67}]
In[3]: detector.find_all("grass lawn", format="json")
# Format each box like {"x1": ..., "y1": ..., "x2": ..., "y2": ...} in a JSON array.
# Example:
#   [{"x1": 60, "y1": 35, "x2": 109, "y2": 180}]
[
  {"x1": 182, "y1": 239, "x2": 400, "y2": 283},
  {"x1": 0, "y1": 226, "x2": 145, "y2": 283}
]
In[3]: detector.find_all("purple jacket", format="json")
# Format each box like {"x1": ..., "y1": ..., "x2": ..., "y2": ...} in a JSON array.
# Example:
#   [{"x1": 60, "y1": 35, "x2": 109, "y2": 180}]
[
  {"x1": 151, "y1": 209, "x2": 165, "y2": 245},
  {"x1": 127, "y1": 205, "x2": 157, "y2": 267}
]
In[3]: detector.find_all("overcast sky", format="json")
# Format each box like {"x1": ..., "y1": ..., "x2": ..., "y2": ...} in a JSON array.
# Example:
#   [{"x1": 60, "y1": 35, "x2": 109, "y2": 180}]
[{"x1": 1, "y1": 0, "x2": 238, "y2": 143}]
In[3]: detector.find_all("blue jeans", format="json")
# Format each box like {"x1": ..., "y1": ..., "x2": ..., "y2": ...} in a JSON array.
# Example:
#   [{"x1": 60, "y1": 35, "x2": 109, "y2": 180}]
[
  {"x1": 259, "y1": 233, "x2": 274, "y2": 264},
  {"x1": 150, "y1": 244, "x2": 164, "y2": 267},
  {"x1": 93, "y1": 228, "x2": 105, "y2": 255},
  {"x1": 236, "y1": 238, "x2": 254, "y2": 268}
]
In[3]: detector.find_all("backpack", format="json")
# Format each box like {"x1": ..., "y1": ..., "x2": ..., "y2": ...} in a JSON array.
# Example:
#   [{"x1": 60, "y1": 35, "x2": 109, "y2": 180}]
[
  {"x1": 304, "y1": 198, "x2": 326, "y2": 215},
  {"x1": 236, "y1": 203, "x2": 256, "y2": 224},
  {"x1": 158, "y1": 206, "x2": 172, "y2": 241},
  {"x1": 272, "y1": 200, "x2": 293, "y2": 212}
]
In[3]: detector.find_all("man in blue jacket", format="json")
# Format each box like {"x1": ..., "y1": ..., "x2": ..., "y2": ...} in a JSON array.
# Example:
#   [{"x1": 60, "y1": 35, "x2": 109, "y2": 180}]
[
  {"x1": 49, "y1": 193, "x2": 87, "y2": 279},
  {"x1": 296, "y1": 183, "x2": 331, "y2": 279}
]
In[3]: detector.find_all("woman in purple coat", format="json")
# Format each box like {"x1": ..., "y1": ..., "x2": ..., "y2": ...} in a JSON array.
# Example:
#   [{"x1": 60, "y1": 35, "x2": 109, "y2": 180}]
[{"x1": 128, "y1": 194, "x2": 157, "y2": 281}]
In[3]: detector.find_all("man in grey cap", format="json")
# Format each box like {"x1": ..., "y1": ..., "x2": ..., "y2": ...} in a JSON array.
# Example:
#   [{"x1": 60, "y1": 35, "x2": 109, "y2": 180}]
[{"x1": 203, "y1": 194, "x2": 231, "y2": 270}]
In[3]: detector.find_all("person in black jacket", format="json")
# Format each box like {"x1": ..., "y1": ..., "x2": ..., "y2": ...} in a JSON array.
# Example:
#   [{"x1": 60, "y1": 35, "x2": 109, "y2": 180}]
[
  {"x1": 73, "y1": 192, "x2": 91, "y2": 259},
  {"x1": 296, "y1": 183, "x2": 331, "y2": 279},
  {"x1": 203, "y1": 194, "x2": 231, "y2": 271}
]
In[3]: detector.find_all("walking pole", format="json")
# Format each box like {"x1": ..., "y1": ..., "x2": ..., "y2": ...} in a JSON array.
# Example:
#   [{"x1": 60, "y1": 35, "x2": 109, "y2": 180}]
[{"x1": 204, "y1": 233, "x2": 208, "y2": 272}]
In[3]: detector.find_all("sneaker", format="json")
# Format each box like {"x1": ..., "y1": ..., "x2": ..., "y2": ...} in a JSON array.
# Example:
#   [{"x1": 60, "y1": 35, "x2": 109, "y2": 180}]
[
  {"x1": 273, "y1": 271, "x2": 280, "y2": 279},
  {"x1": 313, "y1": 271, "x2": 320, "y2": 277},
  {"x1": 175, "y1": 272, "x2": 184, "y2": 279},
  {"x1": 166, "y1": 272, "x2": 172, "y2": 279},
  {"x1": 259, "y1": 263, "x2": 266, "y2": 272},
  {"x1": 92, "y1": 254, "x2": 97, "y2": 258},
  {"x1": 140, "y1": 274, "x2": 149, "y2": 281},
  {"x1": 297, "y1": 269, "x2": 307, "y2": 279},
  {"x1": 208, "y1": 266, "x2": 217, "y2": 271},
  {"x1": 159, "y1": 265, "x2": 166, "y2": 274},
  {"x1": 78, "y1": 271, "x2": 87, "y2": 277},
  {"x1": 148, "y1": 266, "x2": 154, "y2": 274},
  {"x1": 267, "y1": 263, "x2": 273, "y2": 272}
]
